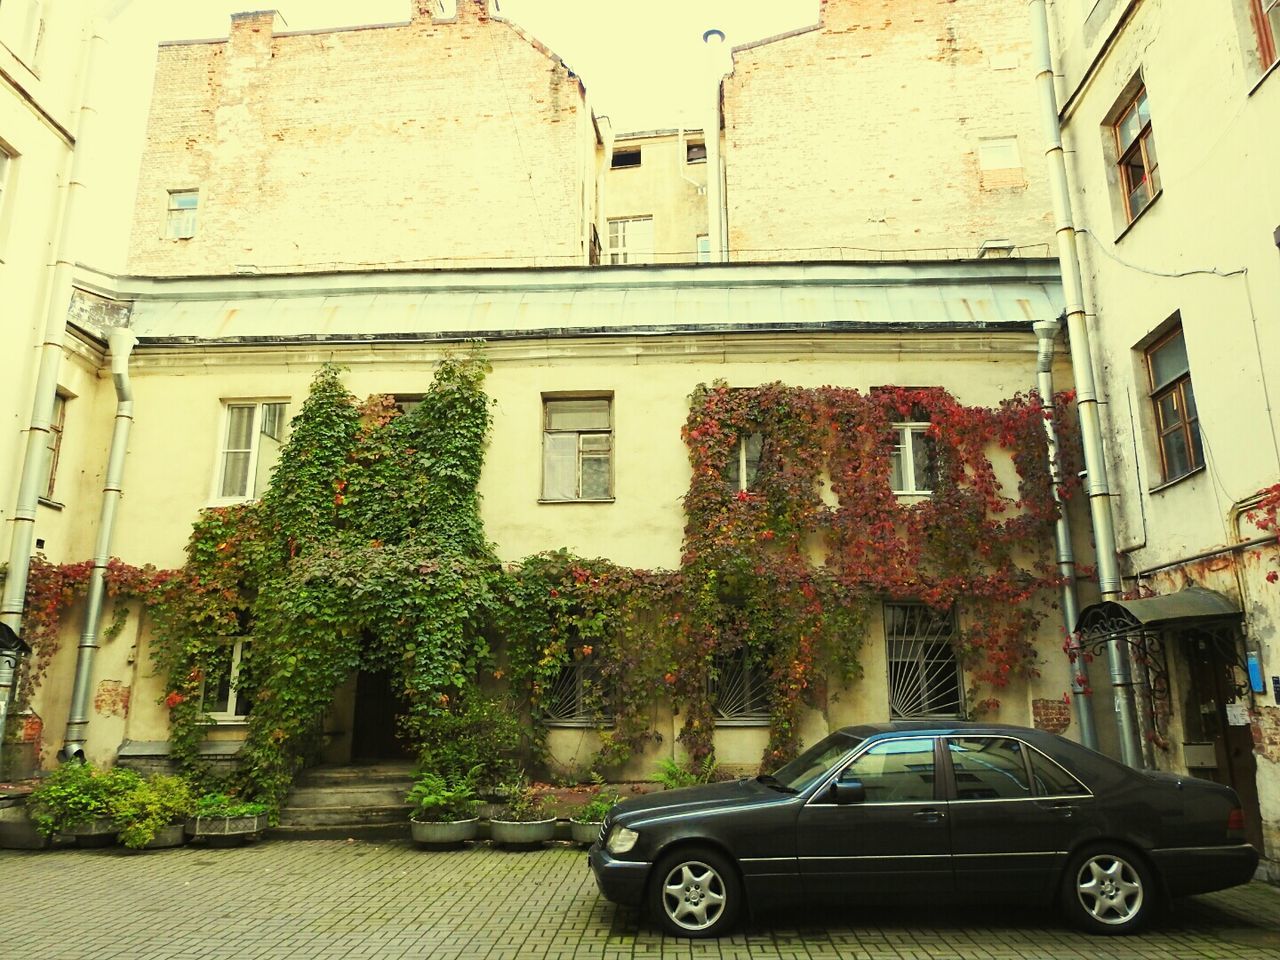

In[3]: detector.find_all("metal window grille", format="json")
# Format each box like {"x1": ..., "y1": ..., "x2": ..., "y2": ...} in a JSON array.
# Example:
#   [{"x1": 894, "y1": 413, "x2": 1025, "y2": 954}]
[
  {"x1": 886, "y1": 603, "x2": 963, "y2": 719},
  {"x1": 711, "y1": 649, "x2": 770, "y2": 724},
  {"x1": 541, "y1": 660, "x2": 611, "y2": 726}
]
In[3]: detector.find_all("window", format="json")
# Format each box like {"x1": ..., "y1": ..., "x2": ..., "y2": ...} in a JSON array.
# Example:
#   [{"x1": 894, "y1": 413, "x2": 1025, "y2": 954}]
[
  {"x1": 217, "y1": 401, "x2": 288, "y2": 500},
  {"x1": 611, "y1": 148, "x2": 641, "y2": 169},
  {"x1": 542, "y1": 397, "x2": 612, "y2": 501},
  {"x1": 725, "y1": 433, "x2": 762, "y2": 492},
  {"x1": 166, "y1": 189, "x2": 199, "y2": 239},
  {"x1": 0, "y1": 0, "x2": 43, "y2": 64},
  {"x1": 838, "y1": 738, "x2": 936, "y2": 803},
  {"x1": 203, "y1": 639, "x2": 253, "y2": 720},
  {"x1": 1145, "y1": 326, "x2": 1203, "y2": 482},
  {"x1": 686, "y1": 141, "x2": 707, "y2": 163},
  {"x1": 885, "y1": 603, "x2": 963, "y2": 719},
  {"x1": 889, "y1": 424, "x2": 937, "y2": 494},
  {"x1": 710, "y1": 648, "x2": 770, "y2": 724},
  {"x1": 1029, "y1": 748, "x2": 1090, "y2": 797},
  {"x1": 696, "y1": 234, "x2": 711, "y2": 264},
  {"x1": 38, "y1": 392, "x2": 65, "y2": 502},
  {"x1": 1113, "y1": 87, "x2": 1160, "y2": 222},
  {"x1": 541, "y1": 658, "x2": 611, "y2": 726},
  {"x1": 606, "y1": 217, "x2": 653, "y2": 265},
  {"x1": 947, "y1": 737, "x2": 1032, "y2": 800},
  {"x1": 1249, "y1": 0, "x2": 1279, "y2": 72}
]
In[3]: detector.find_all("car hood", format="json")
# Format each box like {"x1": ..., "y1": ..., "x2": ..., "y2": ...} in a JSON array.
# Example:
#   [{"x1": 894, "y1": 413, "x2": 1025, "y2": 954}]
[{"x1": 611, "y1": 778, "x2": 785, "y2": 825}]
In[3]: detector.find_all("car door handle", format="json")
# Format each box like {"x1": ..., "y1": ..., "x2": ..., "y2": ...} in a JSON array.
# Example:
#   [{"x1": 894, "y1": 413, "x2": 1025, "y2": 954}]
[
  {"x1": 913, "y1": 808, "x2": 945, "y2": 823},
  {"x1": 1045, "y1": 802, "x2": 1074, "y2": 819}
]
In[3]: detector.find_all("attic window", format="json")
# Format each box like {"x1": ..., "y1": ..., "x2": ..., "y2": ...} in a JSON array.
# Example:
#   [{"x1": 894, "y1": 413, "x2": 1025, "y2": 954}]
[
  {"x1": 611, "y1": 149, "x2": 641, "y2": 169},
  {"x1": 686, "y1": 141, "x2": 707, "y2": 163}
]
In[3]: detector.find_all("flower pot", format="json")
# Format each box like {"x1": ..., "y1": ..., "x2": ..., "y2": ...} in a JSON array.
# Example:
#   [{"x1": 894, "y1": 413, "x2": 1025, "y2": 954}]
[
  {"x1": 186, "y1": 813, "x2": 268, "y2": 847},
  {"x1": 569, "y1": 819, "x2": 602, "y2": 846},
  {"x1": 489, "y1": 817, "x2": 556, "y2": 848},
  {"x1": 139, "y1": 823, "x2": 187, "y2": 850},
  {"x1": 70, "y1": 818, "x2": 118, "y2": 848},
  {"x1": 410, "y1": 817, "x2": 479, "y2": 847}
]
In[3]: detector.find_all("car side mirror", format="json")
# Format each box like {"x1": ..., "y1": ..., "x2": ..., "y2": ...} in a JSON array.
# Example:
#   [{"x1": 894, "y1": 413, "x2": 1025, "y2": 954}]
[{"x1": 832, "y1": 778, "x2": 866, "y2": 804}]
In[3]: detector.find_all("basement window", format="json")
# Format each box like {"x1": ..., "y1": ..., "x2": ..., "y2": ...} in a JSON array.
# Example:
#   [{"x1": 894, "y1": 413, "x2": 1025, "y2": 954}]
[{"x1": 611, "y1": 149, "x2": 641, "y2": 169}]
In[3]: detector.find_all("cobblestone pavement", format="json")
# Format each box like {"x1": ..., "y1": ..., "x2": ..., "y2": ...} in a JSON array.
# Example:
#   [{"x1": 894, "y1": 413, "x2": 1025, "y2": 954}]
[{"x1": 2, "y1": 840, "x2": 1279, "y2": 960}]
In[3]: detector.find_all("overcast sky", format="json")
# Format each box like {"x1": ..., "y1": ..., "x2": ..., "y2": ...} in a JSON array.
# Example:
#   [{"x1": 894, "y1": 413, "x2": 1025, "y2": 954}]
[{"x1": 81, "y1": 0, "x2": 816, "y2": 271}]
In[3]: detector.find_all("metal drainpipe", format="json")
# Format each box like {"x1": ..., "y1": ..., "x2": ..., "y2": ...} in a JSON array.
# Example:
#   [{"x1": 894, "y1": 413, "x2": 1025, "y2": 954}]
[
  {"x1": 1035, "y1": 319, "x2": 1098, "y2": 750},
  {"x1": 1030, "y1": 0, "x2": 1142, "y2": 767},
  {"x1": 702, "y1": 29, "x2": 732, "y2": 263},
  {"x1": 0, "y1": 18, "x2": 107, "y2": 771},
  {"x1": 60, "y1": 328, "x2": 137, "y2": 762}
]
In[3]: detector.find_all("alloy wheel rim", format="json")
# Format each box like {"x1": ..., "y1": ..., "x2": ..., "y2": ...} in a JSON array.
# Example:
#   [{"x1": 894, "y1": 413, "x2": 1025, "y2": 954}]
[
  {"x1": 1076, "y1": 854, "x2": 1144, "y2": 925},
  {"x1": 662, "y1": 860, "x2": 727, "y2": 931}
]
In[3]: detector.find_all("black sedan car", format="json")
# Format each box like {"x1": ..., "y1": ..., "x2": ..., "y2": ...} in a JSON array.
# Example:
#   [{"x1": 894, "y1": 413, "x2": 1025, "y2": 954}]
[{"x1": 589, "y1": 722, "x2": 1257, "y2": 938}]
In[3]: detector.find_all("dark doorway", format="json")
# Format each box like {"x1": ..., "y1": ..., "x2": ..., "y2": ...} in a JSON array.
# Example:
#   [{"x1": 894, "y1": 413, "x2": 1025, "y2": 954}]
[
  {"x1": 1185, "y1": 628, "x2": 1264, "y2": 851},
  {"x1": 351, "y1": 669, "x2": 412, "y2": 761}
]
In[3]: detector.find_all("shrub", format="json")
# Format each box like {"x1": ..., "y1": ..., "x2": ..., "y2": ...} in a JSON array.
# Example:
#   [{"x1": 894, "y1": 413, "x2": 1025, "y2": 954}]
[
  {"x1": 497, "y1": 773, "x2": 547, "y2": 823},
  {"x1": 654, "y1": 755, "x2": 721, "y2": 790},
  {"x1": 406, "y1": 771, "x2": 479, "y2": 822},
  {"x1": 115, "y1": 774, "x2": 195, "y2": 849},
  {"x1": 415, "y1": 693, "x2": 523, "y2": 792},
  {"x1": 573, "y1": 783, "x2": 622, "y2": 824},
  {"x1": 26, "y1": 763, "x2": 141, "y2": 838},
  {"x1": 192, "y1": 792, "x2": 270, "y2": 819}
]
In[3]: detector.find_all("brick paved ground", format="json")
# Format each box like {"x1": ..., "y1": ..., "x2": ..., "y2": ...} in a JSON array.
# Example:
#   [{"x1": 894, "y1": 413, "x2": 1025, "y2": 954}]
[{"x1": 2, "y1": 840, "x2": 1278, "y2": 960}]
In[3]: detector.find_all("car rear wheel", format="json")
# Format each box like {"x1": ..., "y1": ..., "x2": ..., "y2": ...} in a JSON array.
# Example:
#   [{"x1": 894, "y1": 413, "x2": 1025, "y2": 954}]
[
  {"x1": 1061, "y1": 845, "x2": 1154, "y2": 934},
  {"x1": 649, "y1": 846, "x2": 742, "y2": 938}
]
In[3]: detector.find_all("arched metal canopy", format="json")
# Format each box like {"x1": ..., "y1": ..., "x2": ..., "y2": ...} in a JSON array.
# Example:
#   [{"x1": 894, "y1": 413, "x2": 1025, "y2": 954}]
[{"x1": 1075, "y1": 585, "x2": 1241, "y2": 636}]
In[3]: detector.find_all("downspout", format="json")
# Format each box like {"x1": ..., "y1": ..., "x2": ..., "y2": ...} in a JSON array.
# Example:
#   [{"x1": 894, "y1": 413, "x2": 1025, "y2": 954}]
[
  {"x1": 1035, "y1": 319, "x2": 1098, "y2": 750},
  {"x1": 702, "y1": 29, "x2": 732, "y2": 264},
  {"x1": 1030, "y1": 0, "x2": 1143, "y2": 767},
  {"x1": 60, "y1": 328, "x2": 137, "y2": 762},
  {"x1": 0, "y1": 18, "x2": 106, "y2": 770}
]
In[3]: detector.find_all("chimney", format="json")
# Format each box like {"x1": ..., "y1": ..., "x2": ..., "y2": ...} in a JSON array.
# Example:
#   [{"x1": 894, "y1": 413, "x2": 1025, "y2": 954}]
[{"x1": 228, "y1": 10, "x2": 287, "y2": 57}]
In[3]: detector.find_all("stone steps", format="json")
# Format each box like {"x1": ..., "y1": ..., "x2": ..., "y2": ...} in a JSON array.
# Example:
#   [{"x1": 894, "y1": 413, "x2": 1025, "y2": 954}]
[{"x1": 272, "y1": 763, "x2": 415, "y2": 840}]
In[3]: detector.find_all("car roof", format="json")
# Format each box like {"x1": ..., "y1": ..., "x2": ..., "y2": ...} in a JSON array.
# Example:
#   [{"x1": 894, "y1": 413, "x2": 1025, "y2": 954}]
[{"x1": 836, "y1": 720, "x2": 1059, "y2": 741}]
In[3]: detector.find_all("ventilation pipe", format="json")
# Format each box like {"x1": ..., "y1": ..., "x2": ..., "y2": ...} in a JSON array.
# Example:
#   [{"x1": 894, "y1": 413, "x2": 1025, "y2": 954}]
[
  {"x1": 1035, "y1": 319, "x2": 1098, "y2": 750},
  {"x1": 702, "y1": 28, "x2": 732, "y2": 263},
  {"x1": 1029, "y1": 0, "x2": 1142, "y2": 767},
  {"x1": 0, "y1": 18, "x2": 108, "y2": 771},
  {"x1": 59, "y1": 328, "x2": 137, "y2": 762}
]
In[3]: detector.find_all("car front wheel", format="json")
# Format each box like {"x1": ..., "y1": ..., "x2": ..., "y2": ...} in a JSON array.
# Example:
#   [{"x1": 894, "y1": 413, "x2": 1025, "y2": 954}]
[
  {"x1": 1061, "y1": 845, "x2": 1154, "y2": 934},
  {"x1": 649, "y1": 846, "x2": 742, "y2": 938}
]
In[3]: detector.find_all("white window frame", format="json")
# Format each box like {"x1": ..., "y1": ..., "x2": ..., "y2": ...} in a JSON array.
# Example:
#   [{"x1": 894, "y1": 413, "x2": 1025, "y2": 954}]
[
  {"x1": 607, "y1": 216, "x2": 653, "y2": 265},
  {"x1": 889, "y1": 423, "x2": 935, "y2": 495},
  {"x1": 696, "y1": 234, "x2": 711, "y2": 263},
  {"x1": 165, "y1": 189, "x2": 199, "y2": 240},
  {"x1": 212, "y1": 400, "x2": 288, "y2": 503},
  {"x1": 726, "y1": 432, "x2": 762, "y2": 492},
  {"x1": 202, "y1": 638, "x2": 252, "y2": 722},
  {"x1": 541, "y1": 397, "x2": 613, "y2": 502}
]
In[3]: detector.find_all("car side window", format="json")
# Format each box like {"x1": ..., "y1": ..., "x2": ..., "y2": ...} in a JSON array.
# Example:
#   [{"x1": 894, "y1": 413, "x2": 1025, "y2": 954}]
[
  {"x1": 948, "y1": 737, "x2": 1032, "y2": 800},
  {"x1": 1029, "y1": 748, "x2": 1090, "y2": 797},
  {"x1": 839, "y1": 738, "x2": 936, "y2": 803}
]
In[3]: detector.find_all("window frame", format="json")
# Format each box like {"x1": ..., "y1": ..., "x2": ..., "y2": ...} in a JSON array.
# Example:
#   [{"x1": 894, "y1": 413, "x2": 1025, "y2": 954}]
[
  {"x1": 38, "y1": 391, "x2": 66, "y2": 503},
  {"x1": 1250, "y1": 0, "x2": 1279, "y2": 73},
  {"x1": 212, "y1": 399, "x2": 289, "y2": 504},
  {"x1": 539, "y1": 657, "x2": 613, "y2": 728},
  {"x1": 889, "y1": 423, "x2": 937, "y2": 495},
  {"x1": 885, "y1": 603, "x2": 964, "y2": 721},
  {"x1": 606, "y1": 216, "x2": 654, "y2": 265},
  {"x1": 610, "y1": 148, "x2": 641, "y2": 170},
  {"x1": 1144, "y1": 326, "x2": 1203, "y2": 483},
  {"x1": 725, "y1": 432, "x2": 763, "y2": 492},
  {"x1": 686, "y1": 140, "x2": 707, "y2": 164},
  {"x1": 202, "y1": 638, "x2": 253, "y2": 722},
  {"x1": 165, "y1": 188, "x2": 199, "y2": 240},
  {"x1": 540, "y1": 396, "x2": 614, "y2": 502},
  {"x1": 1113, "y1": 87, "x2": 1160, "y2": 223},
  {"x1": 710, "y1": 646, "x2": 771, "y2": 726},
  {"x1": 695, "y1": 234, "x2": 711, "y2": 264}
]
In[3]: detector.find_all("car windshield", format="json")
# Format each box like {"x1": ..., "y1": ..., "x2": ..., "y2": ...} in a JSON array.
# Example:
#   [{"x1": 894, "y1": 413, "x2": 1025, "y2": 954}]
[{"x1": 768, "y1": 731, "x2": 863, "y2": 792}]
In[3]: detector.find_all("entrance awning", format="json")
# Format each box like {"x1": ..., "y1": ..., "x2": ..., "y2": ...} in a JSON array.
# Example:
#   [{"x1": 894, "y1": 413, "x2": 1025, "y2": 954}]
[{"x1": 1075, "y1": 585, "x2": 1241, "y2": 636}]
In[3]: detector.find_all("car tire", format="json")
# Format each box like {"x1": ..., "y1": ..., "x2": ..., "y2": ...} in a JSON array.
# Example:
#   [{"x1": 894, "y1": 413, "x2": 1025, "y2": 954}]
[
  {"x1": 1061, "y1": 844, "x2": 1155, "y2": 935},
  {"x1": 649, "y1": 845, "x2": 742, "y2": 938}
]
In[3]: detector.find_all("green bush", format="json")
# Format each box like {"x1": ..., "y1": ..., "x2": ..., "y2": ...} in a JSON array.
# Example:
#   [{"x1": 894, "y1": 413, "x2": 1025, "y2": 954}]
[
  {"x1": 26, "y1": 763, "x2": 141, "y2": 837},
  {"x1": 115, "y1": 774, "x2": 195, "y2": 849},
  {"x1": 654, "y1": 755, "x2": 721, "y2": 790},
  {"x1": 497, "y1": 772, "x2": 547, "y2": 823},
  {"x1": 405, "y1": 771, "x2": 479, "y2": 822},
  {"x1": 415, "y1": 692, "x2": 523, "y2": 792},
  {"x1": 573, "y1": 786, "x2": 622, "y2": 823},
  {"x1": 192, "y1": 792, "x2": 270, "y2": 819}
]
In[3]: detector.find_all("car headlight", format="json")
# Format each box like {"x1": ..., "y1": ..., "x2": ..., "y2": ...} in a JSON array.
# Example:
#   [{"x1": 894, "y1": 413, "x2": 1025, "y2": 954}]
[{"x1": 605, "y1": 825, "x2": 639, "y2": 855}]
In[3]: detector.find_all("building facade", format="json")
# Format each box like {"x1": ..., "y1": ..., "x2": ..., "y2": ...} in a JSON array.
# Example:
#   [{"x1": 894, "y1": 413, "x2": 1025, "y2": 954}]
[{"x1": 1048, "y1": 0, "x2": 1280, "y2": 872}]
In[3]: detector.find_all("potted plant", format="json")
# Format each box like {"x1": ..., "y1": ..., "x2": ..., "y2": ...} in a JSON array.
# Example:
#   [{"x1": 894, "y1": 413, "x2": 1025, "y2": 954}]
[
  {"x1": 26, "y1": 762, "x2": 140, "y2": 847},
  {"x1": 406, "y1": 771, "x2": 479, "y2": 847},
  {"x1": 114, "y1": 774, "x2": 195, "y2": 850},
  {"x1": 569, "y1": 780, "x2": 621, "y2": 846},
  {"x1": 186, "y1": 792, "x2": 270, "y2": 846},
  {"x1": 488, "y1": 773, "x2": 555, "y2": 848}
]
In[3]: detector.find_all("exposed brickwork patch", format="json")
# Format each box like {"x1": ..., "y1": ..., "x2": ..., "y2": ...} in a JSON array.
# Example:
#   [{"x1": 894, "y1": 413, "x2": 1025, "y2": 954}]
[{"x1": 1032, "y1": 697, "x2": 1071, "y2": 734}]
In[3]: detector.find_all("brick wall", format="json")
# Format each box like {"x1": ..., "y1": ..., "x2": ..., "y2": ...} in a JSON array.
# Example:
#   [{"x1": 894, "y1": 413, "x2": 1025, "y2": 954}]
[
  {"x1": 127, "y1": 2, "x2": 595, "y2": 275},
  {"x1": 723, "y1": 0, "x2": 1053, "y2": 260},
  {"x1": 1032, "y1": 697, "x2": 1072, "y2": 735}
]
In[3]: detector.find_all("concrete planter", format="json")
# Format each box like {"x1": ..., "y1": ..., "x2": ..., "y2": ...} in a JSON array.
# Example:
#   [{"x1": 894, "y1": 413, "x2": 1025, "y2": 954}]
[
  {"x1": 140, "y1": 823, "x2": 188, "y2": 849},
  {"x1": 410, "y1": 817, "x2": 479, "y2": 847},
  {"x1": 488, "y1": 817, "x2": 556, "y2": 848},
  {"x1": 569, "y1": 819, "x2": 601, "y2": 846},
  {"x1": 69, "y1": 818, "x2": 119, "y2": 848},
  {"x1": 186, "y1": 813, "x2": 268, "y2": 846},
  {"x1": 0, "y1": 804, "x2": 50, "y2": 850}
]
